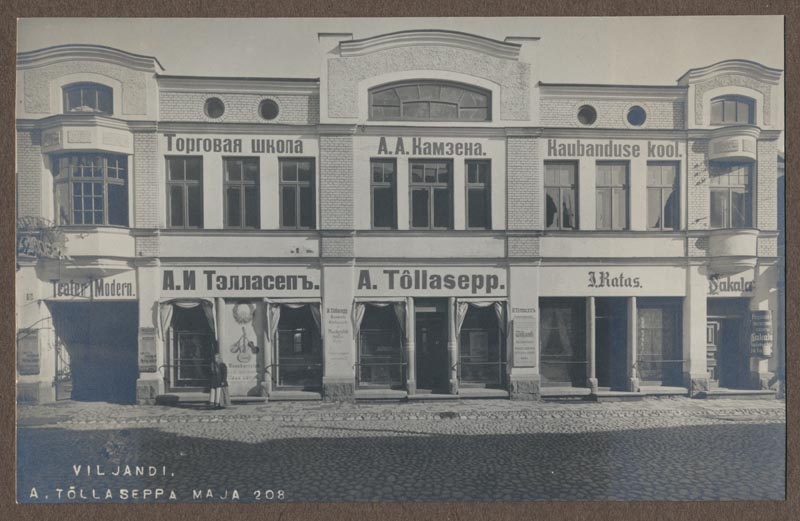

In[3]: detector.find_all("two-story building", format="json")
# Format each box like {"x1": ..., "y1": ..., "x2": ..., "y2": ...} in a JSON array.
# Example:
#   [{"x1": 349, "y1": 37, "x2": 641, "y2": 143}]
[{"x1": 15, "y1": 30, "x2": 784, "y2": 404}]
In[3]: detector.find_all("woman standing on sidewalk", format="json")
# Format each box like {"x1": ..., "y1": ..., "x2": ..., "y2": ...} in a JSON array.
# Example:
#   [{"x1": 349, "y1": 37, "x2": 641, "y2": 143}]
[{"x1": 208, "y1": 353, "x2": 228, "y2": 409}]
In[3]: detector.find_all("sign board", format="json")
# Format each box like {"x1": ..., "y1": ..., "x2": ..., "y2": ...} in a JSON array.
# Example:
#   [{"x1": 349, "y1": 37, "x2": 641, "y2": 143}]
[
  {"x1": 138, "y1": 328, "x2": 158, "y2": 373},
  {"x1": 161, "y1": 267, "x2": 321, "y2": 298},
  {"x1": 17, "y1": 331, "x2": 40, "y2": 376},
  {"x1": 708, "y1": 273, "x2": 756, "y2": 296},
  {"x1": 539, "y1": 266, "x2": 686, "y2": 297},
  {"x1": 46, "y1": 271, "x2": 137, "y2": 301},
  {"x1": 544, "y1": 138, "x2": 684, "y2": 160},
  {"x1": 750, "y1": 310, "x2": 773, "y2": 358},
  {"x1": 354, "y1": 267, "x2": 507, "y2": 297},
  {"x1": 512, "y1": 318, "x2": 537, "y2": 367}
]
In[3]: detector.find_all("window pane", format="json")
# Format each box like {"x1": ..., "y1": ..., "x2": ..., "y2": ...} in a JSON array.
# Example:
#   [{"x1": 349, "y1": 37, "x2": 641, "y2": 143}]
[
  {"x1": 98, "y1": 89, "x2": 113, "y2": 114},
  {"x1": 66, "y1": 89, "x2": 82, "y2": 112},
  {"x1": 373, "y1": 187, "x2": 395, "y2": 228},
  {"x1": 411, "y1": 164, "x2": 424, "y2": 183},
  {"x1": 395, "y1": 85, "x2": 419, "y2": 101},
  {"x1": 108, "y1": 183, "x2": 128, "y2": 226},
  {"x1": 226, "y1": 161, "x2": 241, "y2": 182},
  {"x1": 418, "y1": 84, "x2": 440, "y2": 100},
  {"x1": 612, "y1": 187, "x2": 627, "y2": 229},
  {"x1": 430, "y1": 102, "x2": 458, "y2": 119},
  {"x1": 169, "y1": 185, "x2": 184, "y2": 227},
  {"x1": 736, "y1": 100, "x2": 751, "y2": 124},
  {"x1": 282, "y1": 186, "x2": 297, "y2": 228},
  {"x1": 187, "y1": 185, "x2": 203, "y2": 227},
  {"x1": 403, "y1": 101, "x2": 430, "y2": 119},
  {"x1": 561, "y1": 187, "x2": 576, "y2": 229},
  {"x1": 433, "y1": 187, "x2": 450, "y2": 228},
  {"x1": 731, "y1": 190, "x2": 750, "y2": 228},
  {"x1": 372, "y1": 89, "x2": 400, "y2": 105},
  {"x1": 468, "y1": 188, "x2": 488, "y2": 229},
  {"x1": 596, "y1": 189, "x2": 611, "y2": 230},
  {"x1": 185, "y1": 158, "x2": 203, "y2": 182},
  {"x1": 297, "y1": 161, "x2": 313, "y2": 183},
  {"x1": 411, "y1": 189, "x2": 429, "y2": 228},
  {"x1": 711, "y1": 100, "x2": 723, "y2": 124},
  {"x1": 647, "y1": 188, "x2": 662, "y2": 229},
  {"x1": 710, "y1": 189, "x2": 728, "y2": 228},
  {"x1": 299, "y1": 185, "x2": 315, "y2": 229},
  {"x1": 226, "y1": 187, "x2": 241, "y2": 227},
  {"x1": 244, "y1": 186, "x2": 259, "y2": 228},
  {"x1": 724, "y1": 100, "x2": 737, "y2": 121},
  {"x1": 460, "y1": 108, "x2": 488, "y2": 121},
  {"x1": 663, "y1": 189, "x2": 678, "y2": 230},
  {"x1": 55, "y1": 183, "x2": 70, "y2": 225},
  {"x1": 371, "y1": 106, "x2": 401, "y2": 119},
  {"x1": 545, "y1": 187, "x2": 559, "y2": 229},
  {"x1": 168, "y1": 159, "x2": 184, "y2": 181},
  {"x1": 281, "y1": 162, "x2": 297, "y2": 182},
  {"x1": 243, "y1": 160, "x2": 259, "y2": 183},
  {"x1": 647, "y1": 165, "x2": 660, "y2": 186}
]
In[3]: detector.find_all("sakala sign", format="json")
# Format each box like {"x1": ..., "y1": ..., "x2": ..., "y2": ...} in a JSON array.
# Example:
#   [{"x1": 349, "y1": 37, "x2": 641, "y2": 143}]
[
  {"x1": 355, "y1": 267, "x2": 506, "y2": 296},
  {"x1": 708, "y1": 274, "x2": 755, "y2": 295}
]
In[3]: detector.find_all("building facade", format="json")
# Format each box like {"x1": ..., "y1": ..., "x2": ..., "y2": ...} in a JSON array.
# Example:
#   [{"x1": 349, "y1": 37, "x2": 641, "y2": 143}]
[{"x1": 15, "y1": 31, "x2": 784, "y2": 404}]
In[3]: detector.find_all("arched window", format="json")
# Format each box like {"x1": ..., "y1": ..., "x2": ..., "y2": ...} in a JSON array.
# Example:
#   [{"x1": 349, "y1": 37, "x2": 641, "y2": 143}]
[
  {"x1": 63, "y1": 83, "x2": 113, "y2": 115},
  {"x1": 710, "y1": 95, "x2": 754, "y2": 125},
  {"x1": 369, "y1": 81, "x2": 491, "y2": 122}
]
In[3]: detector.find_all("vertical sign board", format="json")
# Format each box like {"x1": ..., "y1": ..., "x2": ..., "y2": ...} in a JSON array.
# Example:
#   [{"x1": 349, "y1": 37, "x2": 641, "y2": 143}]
[
  {"x1": 513, "y1": 318, "x2": 537, "y2": 367},
  {"x1": 750, "y1": 310, "x2": 773, "y2": 358},
  {"x1": 138, "y1": 328, "x2": 158, "y2": 373},
  {"x1": 17, "y1": 330, "x2": 40, "y2": 375}
]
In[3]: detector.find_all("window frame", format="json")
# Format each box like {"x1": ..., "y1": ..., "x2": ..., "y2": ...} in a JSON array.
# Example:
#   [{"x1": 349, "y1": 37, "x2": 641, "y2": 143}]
[
  {"x1": 370, "y1": 158, "x2": 398, "y2": 230},
  {"x1": 62, "y1": 82, "x2": 113, "y2": 115},
  {"x1": 709, "y1": 162, "x2": 754, "y2": 229},
  {"x1": 646, "y1": 161, "x2": 680, "y2": 231},
  {"x1": 544, "y1": 161, "x2": 579, "y2": 231},
  {"x1": 369, "y1": 81, "x2": 492, "y2": 122},
  {"x1": 464, "y1": 159, "x2": 492, "y2": 230},
  {"x1": 53, "y1": 153, "x2": 129, "y2": 227},
  {"x1": 408, "y1": 159, "x2": 454, "y2": 231},
  {"x1": 710, "y1": 95, "x2": 755, "y2": 125},
  {"x1": 279, "y1": 157, "x2": 317, "y2": 230},
  {"x1": 166, "y1": 156, "x2": 204, "y2": 229},
  {"x1": 222, "y1": 157, "x2": 260, "y2": 229},
  {"x1": 595, "y1": 161, "x2": 630, "y2": 231}
]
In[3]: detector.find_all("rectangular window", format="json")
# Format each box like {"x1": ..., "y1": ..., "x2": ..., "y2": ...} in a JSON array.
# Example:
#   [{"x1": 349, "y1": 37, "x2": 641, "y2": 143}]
[
  {"x1": 279, "y1": 158, "x2": 316, "y2": 230},
  {"x1": 637, "y1": 299, "x2": 682, "y2": 386},
  {"x1": 544, "y1": 162, "x2": 578, "y2": 230},
  {"x1": 410, "y1": 160, "x2": 452, "y2": 230},
  {"x1": 54, "y1": 154, "x2": 129, "y2": 227},
  {"x1": 596, "y1": 162, "x2": 628, "y2": 230},
  {"x1": 370, "y1": 159, "x2": 397, "y2": 229},
  {"x1": 223, "y1": 157, "x2": 260, "y2": 228},
  {"x1": 465, "y1": 160, "x2": 491, "y2": 229},
  {"x1": 166, "y1": 157, "x2": 203, "y2": 228},
  {"x1": 647, "y1": 162, "x2": 679, "y2": 230},
  {"x1": 539, "y1": 298, "x2": 586, "y2": 387},
  {"x1": 710, "y1": 163, "x2": 753, "y2": 229}
]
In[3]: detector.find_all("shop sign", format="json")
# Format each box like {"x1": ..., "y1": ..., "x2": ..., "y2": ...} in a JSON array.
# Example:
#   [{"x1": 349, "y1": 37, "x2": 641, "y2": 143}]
[
  {"x1": 46, "y1": 272, "x2": 137, "y2": 301},
  {"x1": 539, "y1": 266, "x2": 686, "y2": 296},
  {"x1": 545, "y1": 139, "x2": 682, "y2": 159},
  {"x1": 138, "y1": 328, "x2": 158, "y2": 373},
  {"x1": 17, "y1": 331, "x2": 40, "y2": 376},
  {"x1": 161, "y1": 267, "x2": 320, "y2": 298},
  {"x1": 512, "y1": 318, "x2": 537, "y2": 367},
  {"x1": 375, "y1": 136, "x2": 487, "y2": 157},
  {"x1": 708, "y1": 274, "x2": 755, "y2": 296},
  {"x1": 750, "y1": 310, "x2": 773, "y2": 358},
  {"x1": 354, "y1": 267, "x2": 506, "y2": 297},
  {"x1": 165, "y1": 134, "x2": 306, "y2": 155}
]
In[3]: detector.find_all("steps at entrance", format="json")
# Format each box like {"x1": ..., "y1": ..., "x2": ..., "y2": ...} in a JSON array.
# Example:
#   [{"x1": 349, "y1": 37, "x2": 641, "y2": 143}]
[
  {"x1": 589, "y1": 391, "x2": 646, "y2": 402},
  {"x1": 696, "y1": 389, "x2": 777, "y2": 400},
  {"x1": 457, "y1": 388, "x2": 510, "y2": 399},
  {"x1": 268, "y1": 390, "x2": 322, "y2": 401},
  {"x1": 155, "y1": 393, "x2": 267, "y2": 406},
  {"x1": 407, "y1": 393, "x2": 460, "y2": 401}
]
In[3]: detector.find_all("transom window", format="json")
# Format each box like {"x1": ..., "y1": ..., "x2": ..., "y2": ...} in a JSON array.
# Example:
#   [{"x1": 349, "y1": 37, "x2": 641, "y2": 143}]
[
  {"x1": 711, "y1": 96, "x2": 754, "y2": 125},
  {"x1": 53, "y1": 154, "x2": 128, "y2": 226},
  {"x1": 63, "y1": 83, "x2": 113, "y2": 115},
  {"x1": 410, "y1": 160, "x2": 453, "y2": 230},
  {"x1": 710, "y1": 163, "x2": 753, "y2": 229},
  {"x1": 369, "y1": 81, "x2": 491, "y2": 122}
]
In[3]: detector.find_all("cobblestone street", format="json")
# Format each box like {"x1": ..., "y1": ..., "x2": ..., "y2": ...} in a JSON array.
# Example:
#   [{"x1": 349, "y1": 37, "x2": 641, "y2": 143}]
[{"x1": 17, "y1": 398, "x2": 785, "y2": 502}]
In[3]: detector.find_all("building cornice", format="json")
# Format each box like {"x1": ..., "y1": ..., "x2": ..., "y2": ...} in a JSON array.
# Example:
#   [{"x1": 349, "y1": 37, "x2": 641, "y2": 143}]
[
  {"x1": 157, "y1": 76, "x2": 319, "y2": 95},
  {"x1": 17, "y1": 115, "x2": 158, "y2": 133},
  {"x1": 17, "y1": 44, "x2": 164, "y2": 73},
  {"x1": 157, "y1": 122, "x2": 319, "y2": 135},
  {"x1": 541, "y1": 127, "x2": 688, "y2": 139},
  {"x1": 538, "y1": 82, "x2": 687, "y2": 101},
  {"x1": 339, "y1": 30, "x2": 523, "y2": 61},
  {"x1": 677, "y1": 59, "x2": 783, "y2": 85}
]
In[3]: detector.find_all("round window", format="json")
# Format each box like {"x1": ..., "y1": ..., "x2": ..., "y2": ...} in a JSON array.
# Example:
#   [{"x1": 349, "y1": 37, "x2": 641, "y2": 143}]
[
  {"x1": 204, "y1": 98, "x2": 225, "y2": 119},
  {"x1": 577, "y1": 105, "x2": 597, "y2": 125},
  {"x1": 627, "y1": 105, "x2": 647, "y2": 126},
  {"x1": 259, "y1": 99, "x2": 280, "y2": 120}
]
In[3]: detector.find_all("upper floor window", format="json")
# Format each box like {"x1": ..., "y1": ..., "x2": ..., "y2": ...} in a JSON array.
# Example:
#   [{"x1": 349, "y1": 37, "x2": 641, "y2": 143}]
[
  {"x1": 371, "y1": 159, "x2": 397, "y2": 230},
  {"x1": 410, "y1": 160, "x2": 452, "y2": 229},
  {"x1": 596, "y1": 162, "x2": 629, "y2": 231},
  {"x1": 710, "y1": 96, "x2": 754, "y2": 125},
  {"x1": 280, "y1": 158, "x2": 316, "y2": 230},
  {"x1": 647, "y1": 162, "x2": 679, "y2": 231},
  {"x1": 710, "y1": 163, "x2": 753, "y2": 229},
  {"x1": 63, "y1": 83, "x2": 113, "y2": 115},
  {"x1": 224, "y1": 158, "x2": 260, "y2": 228},
  {"x1": 53, "y1": 154, "x2": 128, "y2": 226},
  {"x1": 545, "y1": 162, "x2": 577, "y2": 230},
  {"x1": 466, "y1": 160, "x2": 491, "y2": 229},
  {"x1": 369, "y1": 81, "x2": 491, "y2": 122},
  {"x1": 167, "y1": 157, "x2": 204, "y2": 228}
]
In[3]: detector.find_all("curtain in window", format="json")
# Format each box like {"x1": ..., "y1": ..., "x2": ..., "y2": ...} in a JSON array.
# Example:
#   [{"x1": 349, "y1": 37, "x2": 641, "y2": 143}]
[
  {"x1": 158, "y1": 299, "x2": 217, "y2": 339},
  {"x1": 353, "y1": 301, "x2": 407, "y2": 340},
  {"x1": 266, "y1": 302, "x2": 321, "y2": 345},
  {"x1": 455, "y1": 300, "x2": 506, "y2": 337}
]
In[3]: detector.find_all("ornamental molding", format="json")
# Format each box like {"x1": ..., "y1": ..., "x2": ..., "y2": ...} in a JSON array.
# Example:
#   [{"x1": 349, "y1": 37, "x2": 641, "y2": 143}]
[
  {"x1": 339, "y1": 30, "x2": 524, "y2": 61},
  {"x1": 538, "y1": 83, "x2": 687, "y2": 101},
  {"x1": 17, "y1": 44, "x2": 164, "y2": 73},
  {"x1": 157, "y1": 76, "x2": 319, "y2": 96},
  {"x1": 677, "y1": 59, "x2": 783, "y2": 85}
]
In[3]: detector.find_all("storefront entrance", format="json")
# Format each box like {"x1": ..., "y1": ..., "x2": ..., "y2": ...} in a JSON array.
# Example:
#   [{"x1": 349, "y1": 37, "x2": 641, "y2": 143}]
[
  {"x1": 49, "y1": 302, "x2": 139, "y2": 404},
  {"x1": 708, "y1": 299, "x2": 750, "y2": 389},
  {"x1": 539, "y1": 298, "x2": 587, "y2": 387},
  {"x1": 595, "y1": 298, "x2": 628, "y2": 390},
  {"x1": 357, "y1": 304, "x2": 405, "y2": 389},
  {"x1": 415, "y1": 299, "x2": 449, "y2": 393},
  {"x1": 458, "y1": 304, "x2": 505, "y2": 388}
]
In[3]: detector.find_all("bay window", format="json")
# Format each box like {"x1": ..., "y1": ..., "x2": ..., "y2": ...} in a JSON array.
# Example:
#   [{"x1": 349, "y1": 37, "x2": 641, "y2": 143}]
[
  {"x1": 53, "y1": 153, "x2": 128, "y2": 226},
  {"x1": 710, "y1": 163, "x2": 753, "y2": 229}
]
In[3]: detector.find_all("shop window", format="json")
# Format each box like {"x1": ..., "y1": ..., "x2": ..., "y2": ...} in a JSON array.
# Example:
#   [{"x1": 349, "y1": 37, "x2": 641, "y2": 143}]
[
  {"x1": 539, "y1": 298, "x2": 586, "y2": 387},
  {"x1": 465, "y1": 160, "x2": 491, "y2": 229},
  {"x1": 370, "y1": 159, "x2": 397, "y2": 229},
  {"x1": 710, "y1": 96, "x2": 754, "y2": 125},
  {"x1": 358, "y1": 305, "x2": 404, "y2": 388},
  {"x1": 279, "y1": 158, "x2": 316, "y2": 229},
  {"x1": 274, "y1": 306, "x2": 322, "y2": 390},
  {"x1": 410, "y1": 160, "x2": 452, "y2": 230},
  {"x1": 647, "y1": 162, "x2": 679, "y2": 230},
  {"x1": 637, "y1": 299, "x2": 682, "y2": 386},
  {"x1": 545, "y1": 162, "x2": 577, "y2": 230},
  {"x1": 369, "y1": 81, "x2": 490, "y2": 122},
  {"x1": 53, "y1": 154, "x2": 128, "y2": 226},
  {"x1": 169, "y1": 306, "x2": 216, "y2": 390},
  {"x1": 63, "y1": 83, "x2": 113, "y2": 114},
  {"x1": 595, "y1": 162, "x2": 628, "y2": 230},
  {"x1": 166, "y1": 157, "x2": 204, "y2": 228},
  {"x1": 224, "y1": 157, "x2": 260, "y2": 228},
  {"x1": 459, "y1": 305, "x2": 504, "y2": 387},
  {"x1": 710, "y1": 163, "x2": 753, "y2": 229}
]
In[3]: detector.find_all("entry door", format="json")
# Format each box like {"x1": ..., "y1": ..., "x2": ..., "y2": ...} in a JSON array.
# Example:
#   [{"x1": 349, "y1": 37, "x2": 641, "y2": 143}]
[
  {"x1": 415, "y1": 303, "x2": 449, "y2": 392},
  {"x1": 595, "y1": 299, "x2": 628, "y2": 390},
  {"x1": 54, "y1": 329, "x2": 73, "y2": 401},
  {"x1": 717, "y1": 319, "x2": 749, "y2": 389}
]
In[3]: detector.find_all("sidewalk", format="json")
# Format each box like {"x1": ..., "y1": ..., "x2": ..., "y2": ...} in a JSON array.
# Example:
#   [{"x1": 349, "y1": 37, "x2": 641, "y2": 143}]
[{"x1": 17, "y1": 397, "x2": 785, "y2": 427}]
